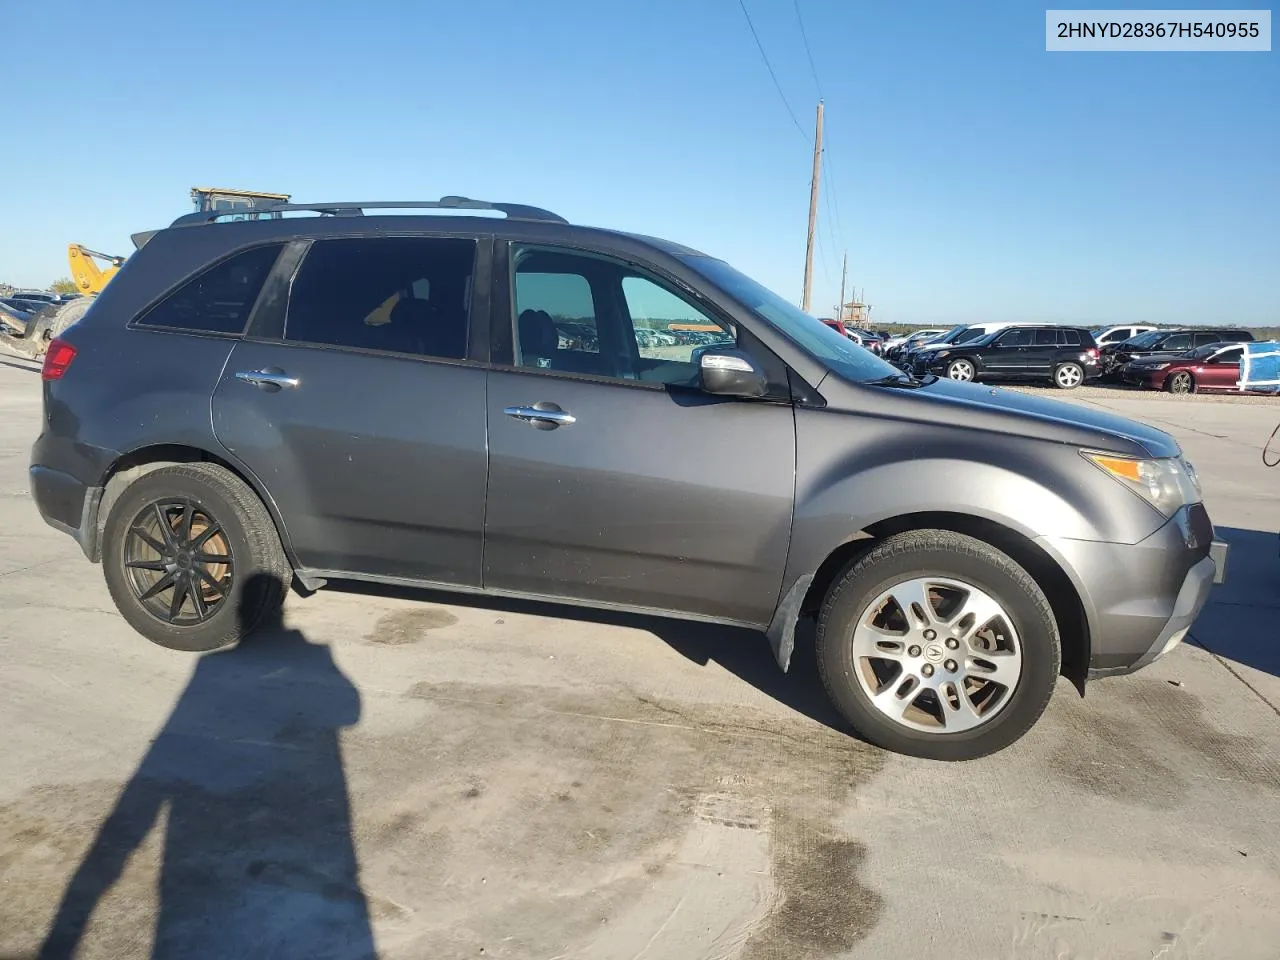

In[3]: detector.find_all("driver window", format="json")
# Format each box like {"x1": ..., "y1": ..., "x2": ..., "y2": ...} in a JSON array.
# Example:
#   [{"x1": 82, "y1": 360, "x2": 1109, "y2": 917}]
[
  {"x1": 620, "y1": 275, "x2": 735, "y2": 386},
  {"x1": 997, "y1": 328, "x2": 1033, "y2": 347},
  {"x1": 1211, "y1": 347, "x2": 1242, "y2": 364}
]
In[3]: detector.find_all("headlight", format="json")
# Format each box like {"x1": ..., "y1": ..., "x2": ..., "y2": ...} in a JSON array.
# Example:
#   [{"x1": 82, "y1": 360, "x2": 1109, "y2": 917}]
[
  {"x1": 1151, "y1": 362, "x2": 1170, "y2": 370},
  {"x1": 1083, "y1": 452, "x2": 1202, "y2": 517},
  {"x1": 935, "y1": 350, "x2": 951, "y2": 359}
]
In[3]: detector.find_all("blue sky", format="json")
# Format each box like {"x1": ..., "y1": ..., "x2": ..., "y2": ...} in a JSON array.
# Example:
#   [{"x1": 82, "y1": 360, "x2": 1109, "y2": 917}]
[{"x1": 2, "y1": 0, "x2": 1276, "y2": 326}]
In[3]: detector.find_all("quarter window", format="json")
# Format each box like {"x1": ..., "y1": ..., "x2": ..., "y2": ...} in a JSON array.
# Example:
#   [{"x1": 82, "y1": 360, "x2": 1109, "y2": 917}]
[
  {"x1": 1061, "y1": 329, "x2": 1082, "y2": 346},
  {"x1": 285, "y1": 237, "x2": 475, "y2": 360},
  {"x1": 136, "y1": 243, "x2": 283, "y2": 334}
]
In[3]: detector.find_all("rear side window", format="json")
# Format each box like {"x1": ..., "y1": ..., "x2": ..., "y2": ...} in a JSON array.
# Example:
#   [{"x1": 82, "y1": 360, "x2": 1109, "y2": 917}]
[
  {"x1": 285, "y1": 237, "x2": 475, "y2": 360},
  {"x1": 1192, "y1": 332, "x2": 1222, "y2": 346},
  {"x1": 136, "y1": 243, "x2": 283, "y2": 334},
  {"x1": 1033, "y1": 329, "x2": 1060, "y2": 346}
]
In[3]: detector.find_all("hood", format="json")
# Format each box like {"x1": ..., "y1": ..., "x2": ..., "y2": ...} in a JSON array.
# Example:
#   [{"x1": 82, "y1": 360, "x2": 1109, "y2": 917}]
[{"x1": 823, "y1": 374, "x2": 1181, "y2": 458}]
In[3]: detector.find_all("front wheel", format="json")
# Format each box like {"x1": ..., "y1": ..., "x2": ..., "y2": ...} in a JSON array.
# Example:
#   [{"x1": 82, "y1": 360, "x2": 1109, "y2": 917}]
[
  {"x1": 101, "y1": 463, "x2": 292, "y2": 651},
  {"x1": 1165, "y1": 371, "x2": 1195, "y2": 395},
  {"x1": 1053, "y1": 362, "x2": 1084, "y2": 389},
  {"x1": 946, "y1": 358, "x2": 975, "y2": 382},
  {"x1": 816, "y1": 530, "x2": 1061, "y2": 761}
]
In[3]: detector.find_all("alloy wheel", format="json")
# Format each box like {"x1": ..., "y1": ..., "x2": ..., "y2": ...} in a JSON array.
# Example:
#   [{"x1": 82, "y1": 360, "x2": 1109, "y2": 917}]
[
  {"x1": 1056, "y1": 364, "x2": 1083, "y2": 388},
  {"x1": 850, "y1": 576, "x2": 1022, "y2": 733},
  {"x1": 123, "y1": 499, "x2": 234, "y2": 625},
  {"x1": 947, "y1": 359, "x2": 974, "y2": 382},
  {"x1": 1168, "y1": 372, "x2": 1192, "y2": 394}
]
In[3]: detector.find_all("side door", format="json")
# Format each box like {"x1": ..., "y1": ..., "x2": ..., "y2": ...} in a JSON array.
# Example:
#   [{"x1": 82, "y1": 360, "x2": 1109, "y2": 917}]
[
  {"x1": 984, "y1": 327, "x2": 1034, "y2": 374},
  {"x1": 1198, "y1": 344, "x2": 1244, "y2": 391},
  {"x1": 1025, "y1": 328, "x2": 1063, "y2": 375},
  {"x1": 482, "y1": 242, "x2": 796, "y2": 627},
  {"x1": 211, "y1": 234, "x2": 490, "y2": 585}
]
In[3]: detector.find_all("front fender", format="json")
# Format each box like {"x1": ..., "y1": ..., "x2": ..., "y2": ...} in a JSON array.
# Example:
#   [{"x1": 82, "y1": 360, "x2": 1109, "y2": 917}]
[{"x1": 765, "y1": 408, "x2": 1165, "y2": 668}]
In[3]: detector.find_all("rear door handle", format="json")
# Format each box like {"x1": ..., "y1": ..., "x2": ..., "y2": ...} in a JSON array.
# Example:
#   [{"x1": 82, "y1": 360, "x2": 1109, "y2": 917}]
[
  {"x1": 504, "y1": 403, "x2": 576, "y2": 429},
  {"x1": 235, "y1": 368, "x2": 299, "y2": 390}
]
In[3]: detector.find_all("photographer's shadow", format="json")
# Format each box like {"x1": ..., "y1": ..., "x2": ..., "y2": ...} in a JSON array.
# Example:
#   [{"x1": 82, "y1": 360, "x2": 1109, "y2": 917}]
[{"x1": 38, "y1": 574, "x2": 376, "y2": 960}]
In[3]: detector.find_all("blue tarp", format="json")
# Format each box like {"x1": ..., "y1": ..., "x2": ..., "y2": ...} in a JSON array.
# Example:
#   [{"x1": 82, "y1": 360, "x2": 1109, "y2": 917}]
[{"x1": 1239, "y1": 340, "x2": 1280, "y2": 394}]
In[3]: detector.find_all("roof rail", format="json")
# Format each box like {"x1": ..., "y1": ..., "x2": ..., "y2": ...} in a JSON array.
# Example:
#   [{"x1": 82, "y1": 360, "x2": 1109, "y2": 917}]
[{"x1": 168, "y1": 195, "x2": 568, "y2": 227}]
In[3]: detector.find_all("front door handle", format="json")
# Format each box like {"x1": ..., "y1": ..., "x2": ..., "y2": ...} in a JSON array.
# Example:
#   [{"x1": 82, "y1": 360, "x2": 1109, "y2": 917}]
[
  {"x1": 504, "y1": 403, "x2": 576, "y2": 429},
  {"x1": 235, "y1": 368, "x2": 299, "y2": 390}
]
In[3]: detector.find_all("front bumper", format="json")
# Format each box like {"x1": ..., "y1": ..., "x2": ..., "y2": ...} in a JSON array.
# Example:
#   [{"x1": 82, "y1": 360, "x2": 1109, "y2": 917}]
[{"x1": 1035, "y1": 503, "x2": 1226, "y2": 680}]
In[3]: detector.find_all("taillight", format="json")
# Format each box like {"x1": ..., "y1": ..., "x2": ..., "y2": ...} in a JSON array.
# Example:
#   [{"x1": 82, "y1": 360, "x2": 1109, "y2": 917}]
[
  {"x1": 42, "y1": 339, "x2": 77, "y2": 381},
  {"x1": 1087, "y1": 347, "x2": 1100, "y2": 358}
]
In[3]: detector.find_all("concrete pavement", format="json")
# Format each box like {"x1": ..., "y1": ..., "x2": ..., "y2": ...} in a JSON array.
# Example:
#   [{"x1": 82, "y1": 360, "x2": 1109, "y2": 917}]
[{"x1": 1, "y1": 361, "x2": 1277, "y2": 959}]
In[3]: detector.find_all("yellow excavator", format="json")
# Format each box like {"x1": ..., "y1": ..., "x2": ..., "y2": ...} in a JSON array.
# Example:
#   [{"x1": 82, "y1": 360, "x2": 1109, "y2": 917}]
[{"x1": 1, "y1": 187, "x2": 290, "y2": 360}]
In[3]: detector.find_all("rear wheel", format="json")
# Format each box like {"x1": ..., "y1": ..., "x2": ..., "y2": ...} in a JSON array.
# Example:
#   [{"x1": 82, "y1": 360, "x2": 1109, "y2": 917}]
[
  {"x1": 101, "y1": 463, "x2": 291, "y2": 651},
  {"x1": 1165, "y1": 371, "x2": 1195, "y2": 394},
  {"x1": 1053, "y1": 362, "x2": 1084, "y2": 389},
  {"x1": 816, "y1": 530, "x2": 1060, "y2": 761},
  {"x1": 946, "y1": 358, "x2": 975, "y2": 382}
]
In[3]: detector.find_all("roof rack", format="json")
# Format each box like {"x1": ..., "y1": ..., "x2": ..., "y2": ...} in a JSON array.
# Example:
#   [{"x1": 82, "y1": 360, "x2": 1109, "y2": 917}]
[{"x1": 169, "y1": 195, "x2": 568, "y2": 227}]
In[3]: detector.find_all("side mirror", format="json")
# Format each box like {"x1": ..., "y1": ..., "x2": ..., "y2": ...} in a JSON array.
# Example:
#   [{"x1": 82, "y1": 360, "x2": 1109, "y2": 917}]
[{"x1": 698, "y1": 348, "x2": 768, "y2": 398}]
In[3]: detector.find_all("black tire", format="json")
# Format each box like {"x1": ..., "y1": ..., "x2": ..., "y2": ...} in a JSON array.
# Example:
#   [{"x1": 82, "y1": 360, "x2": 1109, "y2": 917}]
[
  {"x1": 1165, "y1": 371, "x2": 1195, "y2": 395},
  {"x1": 101, "y1": 463, "x2": 291, "y2": 652},
  {"x1": 1053, "y1": 362, "x2": 1084, "y2": 389},
  {"x1": 816, "y1": 529, "x2": 1061, "y2": 761}
]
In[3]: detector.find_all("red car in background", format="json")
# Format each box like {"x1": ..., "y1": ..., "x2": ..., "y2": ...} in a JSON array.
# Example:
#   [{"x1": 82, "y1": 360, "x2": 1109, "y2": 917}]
[
  {"x1": 1121, "y1": 341, "x2": 1247, "y2": 394},
  {"x1": 819, "y1": 317, "x2": 848, "y2": 337}
]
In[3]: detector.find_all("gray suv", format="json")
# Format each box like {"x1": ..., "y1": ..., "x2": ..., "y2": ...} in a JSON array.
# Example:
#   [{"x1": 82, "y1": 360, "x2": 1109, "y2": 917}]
[{"x1": 29, "y1": 197, "x2": 1228, "y2": 761}]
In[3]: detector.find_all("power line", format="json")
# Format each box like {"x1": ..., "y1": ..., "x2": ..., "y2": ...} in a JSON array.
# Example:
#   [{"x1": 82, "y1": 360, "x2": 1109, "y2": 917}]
[
  {"x1": 793, "y1": 0, "x2": 823, "y2": 99},
  {"x1": 737, "y1": 0, "x2": 808, "y2": 141}
]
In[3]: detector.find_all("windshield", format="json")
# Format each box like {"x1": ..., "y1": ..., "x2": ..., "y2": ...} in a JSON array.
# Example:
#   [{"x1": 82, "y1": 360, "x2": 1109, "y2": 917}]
[
  {"x1": 682, "y1": 256, "x2": 901, "y2": 382},
  {"x1": 1124, "y1": 331, "x2": 1164, "y2": 348}
]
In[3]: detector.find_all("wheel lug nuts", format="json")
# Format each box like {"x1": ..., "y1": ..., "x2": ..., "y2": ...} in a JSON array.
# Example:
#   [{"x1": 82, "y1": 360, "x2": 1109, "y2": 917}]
[
  {"x1": 923, "y1": 629, "x2": 936, "y2": 641},
  {"x1": 945, "y1": 638, "x2": 959, "y2": 650},
  {"x1": 921, "y1": 664, "x2": 934, "y2": 678},
  {"x1": 908, "y1": 645, "x2": 922, "y2": 657},
  {"x1": 945, "y1": 659, "x2": 957, "y2": 673}
]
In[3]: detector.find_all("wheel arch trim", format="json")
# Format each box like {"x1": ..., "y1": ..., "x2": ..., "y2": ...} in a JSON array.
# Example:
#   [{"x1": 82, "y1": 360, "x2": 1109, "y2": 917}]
[{"x1": 91, "y1": 441, "x2": 300, "y2": 570}]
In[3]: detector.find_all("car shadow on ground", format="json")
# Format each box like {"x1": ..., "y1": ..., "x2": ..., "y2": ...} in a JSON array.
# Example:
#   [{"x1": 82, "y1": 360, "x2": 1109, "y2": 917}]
[
  {"x1": 329, "y1": 579, "x2": 850, "y2": 734},
  {"x1": 1191, "y1": 525, "x2": 1280, "y2": 680},
  {"x1": 35, "y1": 574, "x2": 376, "y2": 960}
]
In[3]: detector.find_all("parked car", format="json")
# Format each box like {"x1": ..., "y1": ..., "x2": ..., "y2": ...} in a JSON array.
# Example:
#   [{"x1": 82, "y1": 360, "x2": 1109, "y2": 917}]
[
  {"x1": 1091, "y1": 324, "x2": 1158, "y2": 349},
  {"x1": 882, "y1": 328, "x2": 946, "y2": 360},
  {"x1": 1120, "y1": 341, "x2": 1250, "y2": 394},
  {"x1": 1101, "y1": 328, "x2": 1254, "y2": 379},
  {"x1": 30, "y1": 195, "x2": 1227, "y2": 761},
  {"x1": 901, "y1": 320, "x2": 1059, "y2": 375},
  {"x1": 923, "y1": 325, "x2": 1101, "y2": 389},
  {"x1": 819, "y1": 317, "x2": 849, "y2": 338}
]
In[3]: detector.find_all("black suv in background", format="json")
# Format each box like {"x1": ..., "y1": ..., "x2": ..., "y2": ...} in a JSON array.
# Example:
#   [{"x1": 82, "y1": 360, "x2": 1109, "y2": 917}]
[
  {"x1": 29, "y1": 196, "x2": 1228, "y2": 762},
  {"x1": 1101, "y1": 327, "x2": 1254, "y2": 379},
  {"x1": 922, "y1": 325, "x2": 1101, "y2": 389}
]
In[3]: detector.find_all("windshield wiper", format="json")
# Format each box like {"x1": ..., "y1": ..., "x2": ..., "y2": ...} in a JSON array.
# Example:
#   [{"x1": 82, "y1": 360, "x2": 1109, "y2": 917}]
[{"x1": 867, "y1": 372, "x2": 934, "y2": 388}]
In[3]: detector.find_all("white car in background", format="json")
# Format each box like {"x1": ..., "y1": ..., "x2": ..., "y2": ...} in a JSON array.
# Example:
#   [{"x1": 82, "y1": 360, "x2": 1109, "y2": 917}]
[{"x1": 1091, "y1": 324, "x2": 1158, "y2": 349}]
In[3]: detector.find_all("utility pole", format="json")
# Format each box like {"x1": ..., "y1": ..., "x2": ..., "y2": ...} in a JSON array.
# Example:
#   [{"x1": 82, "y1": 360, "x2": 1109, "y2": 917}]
[
  {"x1": 801, "y1": 99, "x2": 823, "y2": 313},
  {"x1": 837, "y1": 251, "x2": 847, "y2": 325}
]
